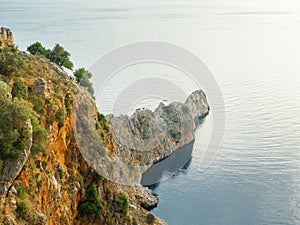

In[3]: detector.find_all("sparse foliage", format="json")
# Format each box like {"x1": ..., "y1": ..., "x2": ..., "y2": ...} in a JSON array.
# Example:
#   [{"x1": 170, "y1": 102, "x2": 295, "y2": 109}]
[{"x1": 74, "y1": 68, "x2": 94, "y2": 96}]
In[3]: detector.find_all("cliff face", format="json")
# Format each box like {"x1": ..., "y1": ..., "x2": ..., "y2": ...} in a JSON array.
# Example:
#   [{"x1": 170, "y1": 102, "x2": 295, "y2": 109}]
[
  {"x1": 0, "y1": 33, "x2": 210, "y2": 224},
  {"x1": 0, "y1": 44, "x2": 165, "y2": 225},
  {"x1": 108, "y1": 90, "x2": 209, "y2": 184}
]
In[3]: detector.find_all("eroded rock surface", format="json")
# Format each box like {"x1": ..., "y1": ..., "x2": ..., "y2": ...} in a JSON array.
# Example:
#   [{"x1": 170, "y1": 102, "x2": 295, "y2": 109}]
[
  {"x1": 31, "y1": 77, "x2": 47, "y2": 96},
  {"x1": 108, "y1": 90, "x2": 209, "y2": 165}
]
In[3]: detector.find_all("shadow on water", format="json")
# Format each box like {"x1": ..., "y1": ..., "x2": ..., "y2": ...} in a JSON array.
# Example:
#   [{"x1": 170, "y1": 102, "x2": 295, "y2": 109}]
[{"x1": 141, "y1": 140, "x2": 195, "y2": 188}]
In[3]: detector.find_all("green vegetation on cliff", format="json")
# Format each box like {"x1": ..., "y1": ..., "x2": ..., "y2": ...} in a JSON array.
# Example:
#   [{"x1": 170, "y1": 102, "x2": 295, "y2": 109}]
[
  {"x1": 0, "y1": 42, "x2": 162, "y2": 225},
  {"x1": 74, "y1": 67, "x2": 94, "y2": 96},
  {"x1": 27, "y1": 42, "x2": 95, "y2": 96},
  {"x1": 27, "y1": 42, "x2": 73, "y2": 70},
  {"x1": 0, "y1": 87, "x2": 30, "y2": 160},
  {"x1": 79, "y1": 184, "x2": 104, "y2": 216}
]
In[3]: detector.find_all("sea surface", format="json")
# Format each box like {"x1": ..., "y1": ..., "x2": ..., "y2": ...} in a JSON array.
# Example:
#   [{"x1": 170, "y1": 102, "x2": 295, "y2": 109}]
[{"x1": 1, "y1": 0, "x2": 300, "y2": 224}]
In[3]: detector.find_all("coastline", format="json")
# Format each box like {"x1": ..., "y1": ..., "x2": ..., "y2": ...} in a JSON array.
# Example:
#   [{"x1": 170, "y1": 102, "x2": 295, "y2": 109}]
[{"x1": 141, "y1": 139, "x2": 195, "y2": 187}]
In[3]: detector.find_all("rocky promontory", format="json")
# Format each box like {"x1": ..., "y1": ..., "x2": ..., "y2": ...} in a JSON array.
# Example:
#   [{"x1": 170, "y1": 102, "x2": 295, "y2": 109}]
[
  {"x1": 0, "y1": 28, "x2": 209, "y2": 225},
  {"x1": 108, "y1": 90, "x2": 209, "y2": 170}
]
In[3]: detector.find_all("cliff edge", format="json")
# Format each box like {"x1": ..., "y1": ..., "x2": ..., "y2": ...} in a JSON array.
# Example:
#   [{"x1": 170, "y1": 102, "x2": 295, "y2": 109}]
[{"x1": 0, "y1": 42, "x2": 165, "y2": 225}]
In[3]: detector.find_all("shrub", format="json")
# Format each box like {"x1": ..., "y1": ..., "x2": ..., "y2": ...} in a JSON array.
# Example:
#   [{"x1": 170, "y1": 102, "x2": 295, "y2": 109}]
[
  {"x1": 57, "y1": 105, "x2": 66, "y2": 127},
  {"x1": 74, "y1": 68, "x2": 94, "y2": 96},
  {"x1": 96, "y1": 112, "x2": 109, "y2": 132},
  {"x1": 64, "y1": 93, "x2": 73, "y2": 115},
  {"x1": 12, "y1": 79, "x2": 28, "y2": 99},
  {"x1": 16, "y1": 200, "x2": 30, "y2": 220},
  {"x1": 31, "y1": 117, "x2": 47, "y2": 155},
  {"x1": 18, "y1": 184, "x2": 27, "y2": 200},
  {"x1": 0, "y1": 87, "x2": 32, "y2": 160},
  {"x1": 58, "y1": 167, "x2": 65, "y2": 179},
  {"x1": 146, "y1": 213, "x2": 155, "y2": 224},
  {"x1": 80, "y1": 201, "x2": 99, "y2": 215},
  {"x1": 30, "y1": 95, "x2": 46, "y2": 115},
  {"x1": 79, "y1": 184, "x2": 103, "y2": 216},
  {"x1": 0, "y1": 45, "x2": 26, "y2": 77},
  {"x1": 115, "y1": 192, "x2": 129, "y2": 217}
]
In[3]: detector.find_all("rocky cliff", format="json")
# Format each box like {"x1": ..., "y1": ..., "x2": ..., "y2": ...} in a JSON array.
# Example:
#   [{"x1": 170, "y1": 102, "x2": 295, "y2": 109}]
[
  {"x1": 0, "y1": 44, "x2": 166, "y2": 225},
  {"x1": 0, "y1": 34, "x2": 209, "y2": 225},
  {"x1": 106, "y1": 90, "x2": 209, "y2": 185}
]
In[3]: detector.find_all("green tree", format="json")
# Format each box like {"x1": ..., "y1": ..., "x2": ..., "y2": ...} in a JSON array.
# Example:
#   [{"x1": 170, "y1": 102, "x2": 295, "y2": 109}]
[
  {"x1": 47, "y1": 44, "x2": 73, "y2": 70},
  {"x1": 0, "y1": 86, "x2": 32, "y2": 160},
  {"x1": 73, "y1": 68, "x2": 94, "y2": 96},
  {"x1": 27, "y1": 42, "x2": 47, "y2": 55},
  {"x1": 74, "y1": 68, "x2": 92, "y2": 83}
]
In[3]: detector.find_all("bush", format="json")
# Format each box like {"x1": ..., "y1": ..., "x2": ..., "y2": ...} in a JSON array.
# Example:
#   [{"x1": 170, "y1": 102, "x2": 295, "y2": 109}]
[
  {"x1": 0, "y1": 45, "x2": 26, "y2": 77},
  {"x1": 18, "y1": 184, "x2": 27, "y2": 200},
  {"x1": 57, "y1": 105, "x2": 66, "y2": 127},
  {"x1": 58, "y1": 167, "x2": 65, "y2": 179},
  {"x1": 74, "y1": 68, "x2": 94, "y2": 96},
  {"x1": 0, "y1": 86, "x2": 32, "y2": 160},
  {"x1": 146, "y1": 213, "x2": 155, "y2": 224},
  {"x1": 79, "y1": 184, "x2": 103, "y2": 216},
  {"x1": 30, "y1": 95, "x2": 46, "y2": 115},
  {"x1": 115, "y1": 192, "x2": 129, "y2": 217},
  {"x1": 16, "y1": 200, "x2": 30, "y2": 220},
  {"x1": 12, "y1": 79, "x2": 28, "y2": 99},
  {"x1": 64, "y1": 93, "x2": 73, "y2": 115},
  {"x1": 31, "y1": 117, "x2": 47, "y2": 155},
  {"x1": 80, "y1": 201, "x2": 99, "y2": 215}
]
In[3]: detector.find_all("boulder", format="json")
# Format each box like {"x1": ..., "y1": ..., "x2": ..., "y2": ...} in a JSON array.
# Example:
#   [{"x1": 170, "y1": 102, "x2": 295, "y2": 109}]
[
  {"x1": 31, "y1": 77, "x2": 47, "y2": 95},
  {"x1": 108, "y1": 89, "x2": 210, "y2": 164}
]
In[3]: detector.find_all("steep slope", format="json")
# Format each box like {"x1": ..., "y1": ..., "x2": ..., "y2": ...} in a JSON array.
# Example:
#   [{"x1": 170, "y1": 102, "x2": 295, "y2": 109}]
[{"x1": 0, "y1": 44, "x2": 165, "y2": 225}]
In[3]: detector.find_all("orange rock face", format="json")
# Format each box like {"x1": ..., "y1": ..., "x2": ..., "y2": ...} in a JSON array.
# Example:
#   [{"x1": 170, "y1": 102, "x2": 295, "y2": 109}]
[{"x1": 0, "y1": 27, "x2": 14, "y2": 48}]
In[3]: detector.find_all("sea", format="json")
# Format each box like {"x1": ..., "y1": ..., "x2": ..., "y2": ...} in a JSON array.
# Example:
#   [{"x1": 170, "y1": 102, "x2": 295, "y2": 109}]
[{"x1": 1, "y1": 0, "x2": 300, "y2": 224}]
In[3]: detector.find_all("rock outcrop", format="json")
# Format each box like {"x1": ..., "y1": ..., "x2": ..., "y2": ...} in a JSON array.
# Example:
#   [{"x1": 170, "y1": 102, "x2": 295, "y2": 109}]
[
  {"x1": 108, "y1": 90, "x2": 209, "y2": 168},
  {"x1": 0, "y1": 32, "x2": 210, "y2": 225},
  {"x1": 0, "y1": 44, "x2": 167, "y2": 225},
  {"x1": 30, "y1": 77, "x2": 47, "y2": 96},
  {"x1": 0, "y1": 27, "x2": 14, "y2": 48}
]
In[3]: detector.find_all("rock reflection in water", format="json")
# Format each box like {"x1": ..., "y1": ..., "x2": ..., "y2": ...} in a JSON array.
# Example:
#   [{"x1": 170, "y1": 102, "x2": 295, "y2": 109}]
[{"x1": 141, "y1": 140, "x2": 194, "y2": 187}]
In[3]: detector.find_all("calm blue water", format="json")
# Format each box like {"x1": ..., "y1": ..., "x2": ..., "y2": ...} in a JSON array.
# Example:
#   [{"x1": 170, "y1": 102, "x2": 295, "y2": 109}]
[{"x1": 2, "y1": 0, "x2": 300, "y2": 224}]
